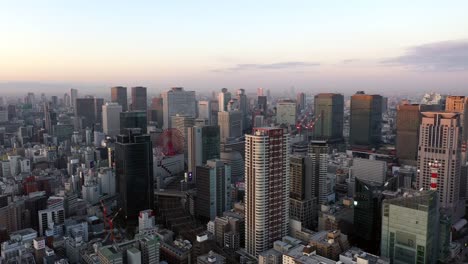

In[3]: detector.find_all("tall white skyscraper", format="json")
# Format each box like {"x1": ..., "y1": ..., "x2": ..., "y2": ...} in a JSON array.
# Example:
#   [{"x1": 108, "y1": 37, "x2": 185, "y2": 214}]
[
  {"x1": 417, "y1": 112, "x2": 462, "y2": 211},
  {"x1": 245, "y1": 127, "x2": 290, "y2": 257},
  {"x1": 102, "y1": 102, "x2": 122, "y2": 137},
  {"x1": 276, "y1": 100, "x2": 297, "y2": 125},
  {"x1": 218, "y1": 88, "x2": 231, "y2": 112},
  {"x1": 162, "y1": 87, "x2": 197, "y2": 129},
  {"x1": 218, "y1": 111, "x2": 243, "y2": 143}
]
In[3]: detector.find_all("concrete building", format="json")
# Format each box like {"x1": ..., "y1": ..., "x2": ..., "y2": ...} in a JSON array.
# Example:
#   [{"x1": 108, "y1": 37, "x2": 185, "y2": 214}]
[
  {"x1": 162, "y1": 87, "x2": 197, "y2": 129},
  {"x1": 309, "y1": 230, "x2": 350, "y2": 261},
  {"x1": 445, "y1": 96, "x2": 468, "y2": 163},
  {"x1": 276, "y1": 100, "x2": 297, "y2": 126},
  {"x1": 171, "y1": 114, "x2": 195, "y2": 157},
  {"x1": 289, "y1": 155, "x2": 316, "y2": 229},
  {"x1": 417, "y1": 112, "x2": 462, "y2": 210},
  {"x1": 102, "y1": 102, "x2": 122, "y2": 137},
  {"x1": 340, "y1": 247, "x2": 389, "y2": 264},
  {"x1": 111, "y1": 86, "x2": 128, "y2": 112},
  {"x1": 197, "y1": 251, "x2": 226, "y2": 264},
  {"x1": 218, "y1": 111, "x2": 243, "y2": 143},
  {"x1": 352, "y1": 158, "x2": 387, "y2": 185},
  {"x1": 349, "y1": 91, "x2": 382, "y2": 149},
  {"x1": 313, "y1": 93, "x2": 344, "y2": 141},
  {"x1": 120, "y1": 111, "x2": 147, "y2": 134},
  {"x1": 381, "y1": 191, "x2": 439, "y2": 264},
  {"x1": 218, "y1": 88, "x2": 231, "y2": 112},
  {"x1": 198, "y1": 100, "x2": 212, "y2": 124},
  {"x1": 245, "y1": 127, "x2": 290, "y2": 257},
  {"x1": 296, "y1": 92, "x2": 306, "y2": 112},
  {"x1": 38, "y1": 206, "x2": 65, "y2": 236}
]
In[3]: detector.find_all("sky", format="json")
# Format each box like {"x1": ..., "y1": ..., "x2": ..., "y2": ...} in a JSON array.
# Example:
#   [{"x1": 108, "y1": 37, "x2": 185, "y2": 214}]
[{"x1": 1, "y1": 1, "x2": 468, "y2": 96}]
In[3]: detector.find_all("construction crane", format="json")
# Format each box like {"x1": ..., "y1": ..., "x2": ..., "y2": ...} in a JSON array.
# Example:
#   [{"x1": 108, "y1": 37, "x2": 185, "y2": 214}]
[
  {"x1": 109, "y1": 208, "x2": 122, "y2": 242},
  {"x1": 100, "y1": 200, "x2": 123, "y2": 243}
]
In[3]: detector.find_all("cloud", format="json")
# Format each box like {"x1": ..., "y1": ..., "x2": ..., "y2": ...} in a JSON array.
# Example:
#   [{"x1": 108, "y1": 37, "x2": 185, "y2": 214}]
[
  {"x1": 382, "y1": 39, "x2": 468, "y2": 71},
  {"x1": 342, "y1": 59, "x2": 359, "y2": 64},
  {"x1": 214, "y1": 61, "x2": 320, "y2": 72}
]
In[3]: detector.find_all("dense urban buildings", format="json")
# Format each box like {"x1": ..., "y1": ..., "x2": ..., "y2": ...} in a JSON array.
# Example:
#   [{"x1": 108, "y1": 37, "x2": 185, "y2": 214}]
[
  {"x1": 162, "y1": 87, "x2": 197, "y2": 129},
  {"x1": 102, "y1": 102, "x2": 122, "y2": 137},
  {"x1": 111, "y1": 86, "x2": 128, "y2": 112},
  {"x1": 130, "y1": 86, "x2": 147, "y2": 111},
  {"x1": 313, "y1": 93, "x2": 344, "y2": 141}
]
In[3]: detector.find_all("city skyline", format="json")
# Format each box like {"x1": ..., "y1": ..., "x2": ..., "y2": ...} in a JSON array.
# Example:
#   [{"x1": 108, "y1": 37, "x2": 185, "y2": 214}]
[{"x1": 1, "y1": 1, "x2": 468, "y2": 95}]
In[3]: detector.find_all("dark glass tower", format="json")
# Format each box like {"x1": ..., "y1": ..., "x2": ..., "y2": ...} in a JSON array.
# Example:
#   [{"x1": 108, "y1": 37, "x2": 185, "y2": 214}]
[
  {"x1": 115, "y1": 129, "x2": 154, "y2": 222},
  {"x1": 76, "y1": 97, "x2": 103, "y2": 129},
  {"x1": 120, "y1": 111, "x2": 147, "y2": 134},
  {"x1": 349, "y1": 91, "x2": 382, "y2": 149},
  {"x1": 131, "y1": 86, "x2": 147, "y2": 111},
  {"x1": 111, "y1": 86, "x2": 128, "y2": 112},
  {"x1": 313, "y1": 93, "x2": 344, "y2": 141}
]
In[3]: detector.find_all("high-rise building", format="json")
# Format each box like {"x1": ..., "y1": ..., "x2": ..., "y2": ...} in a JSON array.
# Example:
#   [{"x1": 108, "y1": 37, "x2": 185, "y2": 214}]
[
  {"x1": 120, "y1": 111, "x2": 147, "y2": 134},
  {"x1": 276, "y1": 100, "x2": 297, "y2": 126},
  {"x1": 111, "y1": 86, "x2": 128, "y2": 112},
  {"x1": 381, "y1": 190, "x2": 439, "y2": 264},
  {"x1": 171, "y1": 115, "x2": 195, "y2": 157},
  {"x1": 188, "y1": 125, "x2": 220, "y2": 178},
  {"x1": 162, "y1": 87, "x2": 197, "y2": 129},
  {"x1": 198, "y1": 100, "x2": 212, "y2": 124},
  {"x1": 43, "y1": 102, "x2": 52, "y2": 133},
  {"x1": 102, "y1": 102, "x2": 122, "y2": 137},
  {"x1": 150, "y1": 96, "x2": 164, "y2": 128},
  {"x1": 308, "y1": 140, "x2": 329, "y2": 205},
  {"x1": 218, "y1": 111, "x2": 243, "y2": 143},
  {"x1": 445, "y1": 96, "x2": 468, "y2": 162},
  {"x1": 349, "y1": 91, "x2": 382, "y2": 148},
  {"x1": 289, "y1": 155, "x2": 316, "y2": 229},
  {"x1": 115, "y1": 129, "x2": 154, "y2": 222},
  {"x1": 257, "y1": 96, "x2": 267, "y2": 114},
  {"x1": 38, "y1": 206, "x2": 65, "y2": 236},
  {"x1": 196, "y1": 159, "x2": 232, "y2": 221},
  {"x1": 314, "y1": 93, "x2": 344, "y2": 141},
  {"x1": 76, "y1": 97, "x2": 103, "y2": 129},
  {"x1": 396, "y1": 104, "x2": 426, "y2": 164},
  {"x1": 352, "y1": 158, "x2": 387, "y2": 185},
  {"x1": 417, "y1": 112, "x2": 462, "y2": 210},
  {"x1": 70, "y1": 88, "x2": 78, "y2": 110},
  {"x1": 296, "y1": 92, "x2": 306, "y2": 112},
  {"x1": 131, "y1": 86, "x2": 147, "y2": 111},
  {"x1": 245, "y1": 127, "x2": 290, "y2": 257},
  {"x1": 218, "y1": 88, "x2": 231, "y2": 112}
]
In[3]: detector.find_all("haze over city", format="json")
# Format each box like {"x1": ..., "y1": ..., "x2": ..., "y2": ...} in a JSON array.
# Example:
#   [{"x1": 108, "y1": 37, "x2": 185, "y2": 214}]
[{"x1": 1, "y1": 1, "x2": 468, "y2": 95}]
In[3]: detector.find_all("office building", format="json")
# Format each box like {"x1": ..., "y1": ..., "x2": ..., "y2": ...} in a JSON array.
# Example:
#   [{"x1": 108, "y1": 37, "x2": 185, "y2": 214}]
[
  {"x1": 38, "y1": 206, "x2": 65, "y2": 236},
  {"x1": 396, "y1": 104, "x2": 426, "y2": 164},
  {"x1": 218, "y1": 88, "x2": 231, "y2": 112},
  {"x1": 308, "y1": 140, "x2": 329, "y2": 205},
  {"x1": 70, "y1": 88, "x2": 78, "y2": 109},
  {"x1": 276, "y1": 100, "x2": 297, "y2": 126},
  {"x1": 381, "y1": 190, "x2": 439, "y2": 264},
  {"x1": 76, "y1": 97, "x2": 103, "y2": 129},
  {"x1": 131, "y1": 86, "x2": 147, "y2": 111},
  {"x1": 187, "y1": 125, "x2": 220, "y2": 178},
  {"x1": 120, "y1": 111, "x2": 147, "y2": 134},
  {"x1": 417, "y1": 112, "x2": 462, "y2": 210},
  {"x1": 162, "y1": 87, "x2": 197, "y2": 129},
  {"x1": 245, "y1": 127, "x2": 290, "y2": 257},
  {"x1": 115, "y1": 129, "x2": 154, "y2": 222},
  {"x1": 309, "y1": 230, "x2": 350, "y2": 261},
  {"x1": 236, "y1": 89, "x2": 249, "y2": 129},
  {"x1": 296, "y1": 92, "x2": 306, "y2": 112},
  {"x1": 198, "y1": 100, "x2": 212, "y2": 124},
  {"x1": 313, "y1": 93, "x2": 344, "y2": 141},
  {"x1": 289, "y1": 155, "x2": 315, "y2": 229},
  {"x1": 220, "y1": 150, "x2": 244, "y2": 183},
  {"x1": 196, "y1": 159, "x2": 232, "y2": 221},
  {"x1": 102, "y1": 102, "x2": 122, "y2": 137},
  {"x1": 111, "y1": 86, "x2": 128, "y2": 112},
  {"x1": 258, "y1": 96, "x2": 267, "y2": 114},
  {"x1": 349, "y1": 91, "x2": 382, "y2": 148},
  {"x1": 172, "y1": 114, "x2": 195, "y2": 157},
  {"x1": 352, "y1": 158, "x2": 387, "y2": 185},
  {"x1": 218, "y1": 111, "x2": 243, "y2": 143},
  {"x1": 445, "y1": 96, "x2": 468, "y2": 162},
  {"x1": 353, "y1": 179, "x2": 383, "y2": 254}
]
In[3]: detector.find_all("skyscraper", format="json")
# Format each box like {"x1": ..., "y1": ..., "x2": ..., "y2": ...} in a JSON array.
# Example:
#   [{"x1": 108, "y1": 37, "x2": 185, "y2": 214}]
[
  {"x1": 296, "y1": 92, "x2": 306, "y2": 112},
  {"x1": 188, "y1": 125, "x2": 220, "y2": 178},
  {"x1": 196, "y1": 159, "x2": 231, "y2": 221},
  {"x1": 162, "y1": 87, "x2": 197, "y2": 129},
  {"x1": 445, "y1": 96, "x2": 468, "y2": 162},
  {"x1": 396, "y1": 104, "x2": 424, "y2": 164},
  {"x1": 131, "y1": 86, "x2": 147, "y2": 111},
  {"x1": 218, "y1": 88, "x2": 231, "y2": 112},
  {"x1": 111, "y1": 86, "x2": 128, "y2": 112},
  {"x1": 218, "y1": 111, "x2": 243, "y2": 143},
  {"x1": 381, "y1": 190, "x2": 439, "y2": 264},
  {"x1": 276, "y1": 100, "x2": 297, "y2": 126},
  {"x1": 70, "y1": 88, "x2": 78, "y2": 110},
  {"x1": 171, "y1": 115, "x2": 195, "y2": 157},
  {"x1": 308, "y1": 140, "x2": 329, "y2": 205},
  {"x1": 313, "y1": 93, "x2": 344, "y2": 141},
  {"x1": 115, "y1": 129, "x2": 154, "y2": 221},
  {"x1": 289, "y1": 155, "x2": 315, "y2": 229},
  {"x1": 257, "y1": 96, "x2": 267, "y2": 114},
  {"x1": 197, "y1": 100, "x2": 212, "y2": 124},
  {"x1": 349, "y1": 91, "x2": 382, "y2": 148},
  {"x1": 245, "y1": 127, "x2": 290, "y2": 257},
  {"x1": 120, "y1": 111, "x2": 147, "y2": 134},
  {"x1": 417, "y1": 112, "x2": 462, "y2": 210},
  {"x1": 102, "y1": 102, "x2": 122, "y2": 137},
  {"x1": 236, "y1": 89, "x2": 249, "y2": 129},
  {"x1": 76, "y1": 97, "x2": 103, "y2": 129}
]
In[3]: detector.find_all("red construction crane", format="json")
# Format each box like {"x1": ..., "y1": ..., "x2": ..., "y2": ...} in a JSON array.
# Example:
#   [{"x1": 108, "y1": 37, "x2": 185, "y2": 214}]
[{"x1": 109, "y1": 208, "x2": 122, "y2": 242}]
